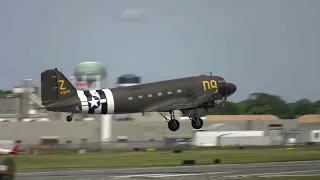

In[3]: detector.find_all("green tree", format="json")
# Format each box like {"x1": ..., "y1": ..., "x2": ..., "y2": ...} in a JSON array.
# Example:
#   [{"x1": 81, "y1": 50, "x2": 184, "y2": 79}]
[
  {"x1": 242, "y1": 93, "x2": 290, "y2": 118},
  {"x1": 0, "y1": 90, "x2": 12, "y2": 94},
  {"x1": 313, "y1": 100, "x2": 320, "y2": 114},
  {"x1": 291, "y1": 98, "x2": 316, "y2": 116}
]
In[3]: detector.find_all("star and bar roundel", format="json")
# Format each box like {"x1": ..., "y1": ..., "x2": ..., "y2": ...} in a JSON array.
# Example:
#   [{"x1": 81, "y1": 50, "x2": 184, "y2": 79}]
[
  {"x1": 88, "y1": 95, "x2": 101, "y2": 109},
  {"x1": 83, "y1": 90, "x2": 109, "y2": 114}
]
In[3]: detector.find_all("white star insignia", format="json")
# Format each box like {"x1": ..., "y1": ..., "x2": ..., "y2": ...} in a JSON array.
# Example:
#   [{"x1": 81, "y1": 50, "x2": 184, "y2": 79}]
[{"x1": 89, "y1": 98, "x2": 99, "y2": 108}]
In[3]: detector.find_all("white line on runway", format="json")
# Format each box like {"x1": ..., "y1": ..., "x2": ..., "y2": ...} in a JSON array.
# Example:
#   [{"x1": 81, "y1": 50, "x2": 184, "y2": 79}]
[
  {"x1": 111, "y1": 171, "x2": 234, "y2": 179},
  {"x1": 224, "y1": 170, "x2": 320, "y2": 178},
  {"x1": 260, "y1": 174, "x2": 320, "y2": 177}
]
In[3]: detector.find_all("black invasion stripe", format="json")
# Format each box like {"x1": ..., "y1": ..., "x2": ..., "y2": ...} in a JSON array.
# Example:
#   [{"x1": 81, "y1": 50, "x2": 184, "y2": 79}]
[
  {"x1": 84, "y1": 90, "x2": 95, "y2": 114},
  {"x1": 97, "y1": 90, "x2": 107, "y2": 114}
]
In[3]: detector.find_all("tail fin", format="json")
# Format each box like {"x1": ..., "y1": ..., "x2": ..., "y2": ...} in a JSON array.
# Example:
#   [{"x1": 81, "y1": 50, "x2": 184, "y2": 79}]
[
  {"x1": 41, "y1": 68, "x2": 77, "y2": 106},
  {"x1": 0, "y1": 157, "x2": 16, "y2": 178},
  {"x1": 10, "y1": 145, "x2": 19, "y2": 154}
]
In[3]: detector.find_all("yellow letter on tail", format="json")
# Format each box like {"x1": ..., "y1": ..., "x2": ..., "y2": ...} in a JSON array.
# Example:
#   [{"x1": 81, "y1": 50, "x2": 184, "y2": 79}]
[
  {"x1": 58, "y1": 80, "x2": 66, "y2": 90},
  {"x1": 58, "y1": 80, "x2": 70, "y2": 94}
]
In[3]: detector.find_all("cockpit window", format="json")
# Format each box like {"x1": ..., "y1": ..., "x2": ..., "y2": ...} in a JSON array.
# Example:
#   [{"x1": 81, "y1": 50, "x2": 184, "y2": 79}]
[{"x1": 218, "y1": 79, "x2": 226, "y2": 83}]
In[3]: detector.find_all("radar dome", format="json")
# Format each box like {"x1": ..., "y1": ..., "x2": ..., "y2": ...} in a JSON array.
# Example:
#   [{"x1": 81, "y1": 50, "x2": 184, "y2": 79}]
[{"x1": 74, "y1": 62, "x2": 107, "y2": 82}]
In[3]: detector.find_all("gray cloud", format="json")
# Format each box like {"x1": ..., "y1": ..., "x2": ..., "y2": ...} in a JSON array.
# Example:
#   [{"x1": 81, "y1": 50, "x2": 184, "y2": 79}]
[{"x1": 120, "y1": 8, "x2": 145, "y2": 21}]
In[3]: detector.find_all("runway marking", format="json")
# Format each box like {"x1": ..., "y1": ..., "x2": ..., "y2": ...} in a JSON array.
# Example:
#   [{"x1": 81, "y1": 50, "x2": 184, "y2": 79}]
[
  {"x1": 111, "y1": 171, "x2": 234, "y2": 179},
  {"x1": 260, "y1": 174, "x2": 320, "y2": 177},
  {"x1": 224, "y1": 170, "x2": 320, "y2": 178}
]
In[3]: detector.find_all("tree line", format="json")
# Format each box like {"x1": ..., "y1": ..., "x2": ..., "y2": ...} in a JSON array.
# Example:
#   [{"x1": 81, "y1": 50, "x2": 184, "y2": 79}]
[{"x1": 200, "y1": 93, "x2": 320, "y2": 119}]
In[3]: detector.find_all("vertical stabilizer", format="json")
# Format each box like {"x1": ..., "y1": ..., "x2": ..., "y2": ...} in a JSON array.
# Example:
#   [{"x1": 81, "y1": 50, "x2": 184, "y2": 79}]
[
  {"x1": 10, "y1": 145, "x2": 19, "y2": 154},
  {"x1": 41, "y1": 68, "x2": 77, "y2": 106}
]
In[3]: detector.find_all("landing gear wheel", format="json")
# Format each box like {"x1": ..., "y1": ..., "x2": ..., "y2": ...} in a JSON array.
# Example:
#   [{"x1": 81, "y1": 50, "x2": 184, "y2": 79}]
[
  {"x1": 168, "y1": 119, "x2": 180, "y2": 131},
  {"x1": 191, "y1": 117, "x2": 203, "y2": 129},
  {"x1": 66, "y1": 115, "x2": 73, "y2": 122}
]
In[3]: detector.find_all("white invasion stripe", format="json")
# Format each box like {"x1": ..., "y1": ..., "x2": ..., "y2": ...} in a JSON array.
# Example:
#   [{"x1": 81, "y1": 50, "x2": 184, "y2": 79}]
[
  {"x1": 102, "y1": 88, "x2": 114, "y2": 114},
  {"x1": 76, "y1": 90, "x2": 88, "y2": 113},
  {"x1": 89, "y1": 90, "x2": 102, "y2": 114}
]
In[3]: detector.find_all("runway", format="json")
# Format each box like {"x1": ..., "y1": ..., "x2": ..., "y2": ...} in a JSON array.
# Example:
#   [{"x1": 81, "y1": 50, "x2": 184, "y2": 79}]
[{"x1": 15, "y1": 160, "x2": 320, "y2": 180}]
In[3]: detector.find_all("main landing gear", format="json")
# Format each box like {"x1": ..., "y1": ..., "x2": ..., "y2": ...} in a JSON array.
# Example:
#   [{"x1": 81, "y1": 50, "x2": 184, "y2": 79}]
[
  {"x1": 179, "y1": 108, "x2": 204, "y2": 130},
  {"x1": 66, "y1": 113, "x2": 74, "y2": 122},
  {"x1": 159, "y1": 109, "x2": 204, "y2": 131},
  {"x1": 159, "y1": 111, "x2": 180, "y2": 131},
  {"x1": 189, "y1": 109, "x2": 203, "y2": 130}
]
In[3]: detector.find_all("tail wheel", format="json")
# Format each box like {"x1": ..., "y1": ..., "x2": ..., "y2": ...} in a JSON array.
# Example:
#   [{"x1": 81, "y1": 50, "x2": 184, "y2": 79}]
[
  {"x1": 66, "y1": 116, "x2": 73, "y2": 122},
  {"x1": 191, "y1": 117, "x2": 203, "y2": 129},
  {"x1": 168, "y1": 119, "x2": 180, "y2": 131}
]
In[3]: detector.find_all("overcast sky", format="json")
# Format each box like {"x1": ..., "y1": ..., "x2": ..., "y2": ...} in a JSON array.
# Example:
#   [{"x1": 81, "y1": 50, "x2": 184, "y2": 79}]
[{"x1": 0, "y1": 0, "x2": 319, "y2": 102}]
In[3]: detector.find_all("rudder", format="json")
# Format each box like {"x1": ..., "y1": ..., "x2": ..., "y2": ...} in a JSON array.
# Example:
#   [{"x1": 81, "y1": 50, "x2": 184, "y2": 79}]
[{"x1": 41, "y1": 68, "x2": 77, "y2": 106}]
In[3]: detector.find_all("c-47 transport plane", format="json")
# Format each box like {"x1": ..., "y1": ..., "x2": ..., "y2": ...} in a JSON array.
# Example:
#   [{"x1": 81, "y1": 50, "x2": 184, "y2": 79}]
[{"x1": 41, "y1": 68, "x2": 236, "y2": 131}]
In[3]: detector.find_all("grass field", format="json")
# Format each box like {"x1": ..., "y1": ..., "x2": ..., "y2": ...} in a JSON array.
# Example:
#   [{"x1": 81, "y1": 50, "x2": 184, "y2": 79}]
[
  {"x1": 23, "y1": 144, "x2": 320, "y2": 154},
  {"x1": 2, "y1": 149, "x2": 320, "y2": 170}
]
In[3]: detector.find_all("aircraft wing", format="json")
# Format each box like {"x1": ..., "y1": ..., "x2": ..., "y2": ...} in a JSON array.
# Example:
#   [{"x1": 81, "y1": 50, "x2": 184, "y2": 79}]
[{"x1": 145, "y1": 91, "x2": 214, "y2": 112}]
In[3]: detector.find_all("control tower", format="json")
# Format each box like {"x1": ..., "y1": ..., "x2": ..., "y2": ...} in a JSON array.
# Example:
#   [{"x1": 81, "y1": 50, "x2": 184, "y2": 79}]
[
  {"x1": 117, "y1": 74, "x2": 141, "y2": 87},
  {"x1": 71, "y1": 62, "x2": 112, "y2": 143}
]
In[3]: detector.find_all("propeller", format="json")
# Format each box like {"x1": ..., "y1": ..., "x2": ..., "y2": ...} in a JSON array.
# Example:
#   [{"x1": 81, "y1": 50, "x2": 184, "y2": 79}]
[{"x1": 222, "y1": 97, "x2": 227, "y2": 107}]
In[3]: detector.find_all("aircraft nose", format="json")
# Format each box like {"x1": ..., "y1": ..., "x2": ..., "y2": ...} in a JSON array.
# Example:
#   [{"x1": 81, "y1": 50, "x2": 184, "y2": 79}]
[
  {"x1": 228, "y1": 83, "x2": 237, "y2": 94},
  {"x1": 220, "y1": 83, "x2": 237, "y2": 96}
]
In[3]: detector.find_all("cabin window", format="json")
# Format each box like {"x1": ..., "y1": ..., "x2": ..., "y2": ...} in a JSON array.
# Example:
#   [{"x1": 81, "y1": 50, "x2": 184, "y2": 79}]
[
  {"x1": 157, "y1": 92, "x2": 162, "y2": 96},
  {"x1": 177, "y1": 89, "x2": 182, "y2": 93},
  {"x1": 138, "y1": 95, "x2": 143, "y2": 99},
  {"x1": 167, "y1": 91, "x2": 172, "y2": 95},
  {"x1": 315, "y1": 133, "x2": 319, "y2": 139},
  {"x1": 148, "y1": 94, "x2": 152, "y2": 97},
  {"x1": 128, "y1": 97, "x2": 133, "y2": 100}
]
